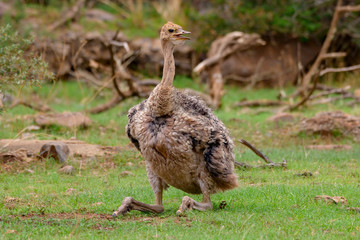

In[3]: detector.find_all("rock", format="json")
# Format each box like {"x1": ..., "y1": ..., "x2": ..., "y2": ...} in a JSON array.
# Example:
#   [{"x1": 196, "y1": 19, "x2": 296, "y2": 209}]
[
  {"x1": 59, "y1": 165, "x2": 74, "y2": 174},
  {"x1": 39, "y1": 142, "x2": 70, "y2": 163},
  {"x1": 35, "y1": 112, "x2": 92, "y2": 128}
]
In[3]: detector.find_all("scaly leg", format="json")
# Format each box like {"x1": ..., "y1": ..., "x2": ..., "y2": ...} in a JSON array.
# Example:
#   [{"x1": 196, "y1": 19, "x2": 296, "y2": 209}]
[
  {"x1": 176, "y1": 177, "x2": 213, "y2": 215},
  {"x1": 112, "y1": 192, "x2": 164, "y2": 217},
  {"x1": 112, "y1": 164, "x2": 165, "y2": 217}
]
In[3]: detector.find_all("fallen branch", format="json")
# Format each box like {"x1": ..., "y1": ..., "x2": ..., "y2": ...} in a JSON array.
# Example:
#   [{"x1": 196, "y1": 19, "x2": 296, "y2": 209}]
[
  {"x1": 308, "y1": 86, "x2": 350, "y2": 100},
  {"x1": 234, "y1": 99, "x2": 285, "y2": 108},
  {"x1": 9, "y1": 99, "x2": 52, "y2": 112},
  {"x1": 235, "y1": 139, "x2": 287, "y2": 169},
  {"x1": 310, "y1": 93, "x2": 354, "y2": 105},
  {"x1": 238, "y1": 139, "x2": 272, "y2": 163}
]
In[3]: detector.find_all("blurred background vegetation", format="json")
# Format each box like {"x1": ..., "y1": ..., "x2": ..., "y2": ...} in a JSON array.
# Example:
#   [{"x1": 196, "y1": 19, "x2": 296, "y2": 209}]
[
  {"x1": 1, "y1": 0, "x2": 359, "y2": 50},
  {"x1": 1, "y1": 0, "x2": 360, "y2": 93}
]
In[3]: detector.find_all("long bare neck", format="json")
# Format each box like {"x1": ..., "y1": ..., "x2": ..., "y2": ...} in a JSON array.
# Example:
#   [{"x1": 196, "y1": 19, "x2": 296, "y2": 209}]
[
  {"x1": 160, "y1": 40, "x2": 175, "y2": 87},
  {"x1": 147, "y1": 40, "x2": 176, "y2": 116}
]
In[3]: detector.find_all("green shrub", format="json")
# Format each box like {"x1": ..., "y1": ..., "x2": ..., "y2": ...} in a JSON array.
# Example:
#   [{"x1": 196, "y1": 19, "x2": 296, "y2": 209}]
[{"x1": 0, "y1": 24, "x2": 54, "y2": 90}]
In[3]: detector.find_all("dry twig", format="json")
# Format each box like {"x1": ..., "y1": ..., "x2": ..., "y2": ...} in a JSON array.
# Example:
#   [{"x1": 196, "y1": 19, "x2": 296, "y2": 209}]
[{"x1": 235, "y1": 139, "x2": 287, "y2": 169}]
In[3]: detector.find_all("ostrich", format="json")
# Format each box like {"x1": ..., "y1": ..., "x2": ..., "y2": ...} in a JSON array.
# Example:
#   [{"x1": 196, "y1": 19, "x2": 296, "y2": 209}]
[{"x1": 112, "y1": 22, "x2": 238, "y2": 217}]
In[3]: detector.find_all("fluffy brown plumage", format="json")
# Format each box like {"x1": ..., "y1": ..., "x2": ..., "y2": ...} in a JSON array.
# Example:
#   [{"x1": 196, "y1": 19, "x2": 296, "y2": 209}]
[{"x1": 113, "y1": 22, "x2": 238, "y2": 217}]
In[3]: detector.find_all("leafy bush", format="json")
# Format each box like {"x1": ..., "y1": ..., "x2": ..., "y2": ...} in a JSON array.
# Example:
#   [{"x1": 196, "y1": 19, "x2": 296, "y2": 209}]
[
  {"x1": 186, "y1": 0, "x2": 360, "y2": 52},
  {"x1": 0, "y1": 24, "x2": 54, "y2": 90}
]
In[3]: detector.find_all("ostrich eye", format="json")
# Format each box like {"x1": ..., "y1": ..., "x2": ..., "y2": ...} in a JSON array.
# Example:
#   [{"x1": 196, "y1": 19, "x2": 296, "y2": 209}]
[{"x1": 168, "y1": 29, "x2": 174, "y2": 33}]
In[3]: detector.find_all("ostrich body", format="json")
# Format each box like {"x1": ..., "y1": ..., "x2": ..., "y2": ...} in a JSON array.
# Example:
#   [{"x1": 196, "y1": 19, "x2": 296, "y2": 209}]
[{"x1": 113, "y1": 22, "x2": 238, "y2": 216}]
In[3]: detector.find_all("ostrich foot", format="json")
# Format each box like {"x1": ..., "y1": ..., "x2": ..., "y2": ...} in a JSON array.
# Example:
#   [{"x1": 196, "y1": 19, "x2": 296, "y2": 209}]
[
  {"x1": 112, "y1": 197, "x2": 164, "y2": 217},
  {"x1": 176, "y1": 196, "x2": 213, "y2": 215}
]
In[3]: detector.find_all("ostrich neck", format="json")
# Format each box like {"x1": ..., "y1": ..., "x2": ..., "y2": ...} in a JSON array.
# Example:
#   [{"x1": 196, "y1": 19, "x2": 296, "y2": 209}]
[
  {"x1": 160, "y1": 40, "x2": 175, "y2": 87},
  {"x1": 147, "y1": 40, "x2": 176, "y2": 117}
]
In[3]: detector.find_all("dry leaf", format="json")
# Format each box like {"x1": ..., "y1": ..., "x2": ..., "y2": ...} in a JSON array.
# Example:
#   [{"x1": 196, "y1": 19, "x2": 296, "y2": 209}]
[
  {"x1": 65, "y1": 188, "x2": 76, "y2": 195},
  {"x1": 5, "y1": 229, "x2": 17, "y2": 234},
  {"x1": 314, "y1": 195, "x2": 348, "y2": 205},
  {"x1": 120, "y1": 171, "x2": 134, "y2": 177}
]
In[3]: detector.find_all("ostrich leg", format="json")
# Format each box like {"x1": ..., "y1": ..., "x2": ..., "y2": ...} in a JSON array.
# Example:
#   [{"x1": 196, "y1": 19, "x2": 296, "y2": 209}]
[
  {"x1": 112, "y1": 166, "x2": 165, "y2": 217},
  {"x1": 112, "y1": 192, "x2": 164, "y2": 217},
  {"x1": 176, "y1": 177, "x2": 213, "y2": 215}
]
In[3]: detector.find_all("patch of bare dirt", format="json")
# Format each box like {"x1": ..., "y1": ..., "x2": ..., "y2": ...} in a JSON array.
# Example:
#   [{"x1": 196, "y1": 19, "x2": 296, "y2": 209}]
[
  {"x1": 0, "y1": 139, "x2": 120, "y2": 159},
  {"x1": 8, "y1": 213, "x2": 172, "y2": 223},
  {"x1": 299, "y1": 111, "x2": 360, "y2": 142}
]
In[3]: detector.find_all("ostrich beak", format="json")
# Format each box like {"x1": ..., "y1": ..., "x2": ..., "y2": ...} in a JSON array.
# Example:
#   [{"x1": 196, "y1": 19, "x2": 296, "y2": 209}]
[{"x1": 175, "y1": 29, "x2": 191, "y2": 40}]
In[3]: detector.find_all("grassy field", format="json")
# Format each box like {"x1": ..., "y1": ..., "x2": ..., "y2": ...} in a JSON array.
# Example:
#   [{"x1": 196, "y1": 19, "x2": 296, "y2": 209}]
[{"x1": 1, "y1": 78, "x2": 360, "y2": 239}]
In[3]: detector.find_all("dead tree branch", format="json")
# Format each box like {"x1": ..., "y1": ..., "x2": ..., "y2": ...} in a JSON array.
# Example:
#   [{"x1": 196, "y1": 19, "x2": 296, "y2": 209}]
[
  {"x1": 293, "y1": 0, "x2": 360, "y2": 97},
  {"x1": 234, "y1": 99, "x2": 285, "y2": 108},
  {"x1": 337, "y1": 5, "x2": 360, "y2": 12},
  {"x1": 288, "y1": 0, "x2": 360, "y2": 108},
  {"x1": 309, "y1": 85, "x2": 350, "y2": 100},
  {"x1": 321, "y1": 52, "x2": 347, "y2": 59},
  {"x1": 193, "y1": 32, "x2": 265, "y2": 108},
  {"x1": 238, "y1": 139, "x2": 273, "y2": 164},
  {"x1": 319, "y1": 64, "x2": 360, "y2": 76},
  {"x1": 297, "y1": 0, "x2": 343, "y2": 95}
]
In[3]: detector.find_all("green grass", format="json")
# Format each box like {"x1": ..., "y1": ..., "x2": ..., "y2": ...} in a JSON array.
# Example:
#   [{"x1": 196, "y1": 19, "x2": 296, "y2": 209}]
[{"x1": 1, "y1": 79, "x2": 360, "y2": 239}]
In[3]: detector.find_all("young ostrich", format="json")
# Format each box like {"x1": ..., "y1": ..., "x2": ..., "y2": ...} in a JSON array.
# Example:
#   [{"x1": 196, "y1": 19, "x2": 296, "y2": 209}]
[{"x1": 112, "y1": 22, "x2": 238, "y2": 217}]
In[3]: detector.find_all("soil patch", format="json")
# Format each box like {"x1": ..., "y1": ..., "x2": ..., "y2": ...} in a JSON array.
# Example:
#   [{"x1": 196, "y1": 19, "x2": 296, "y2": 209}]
[
  {"x1": 0, "y1": 139, "x2": 120, "y2": 159},
  {"x1": 7, "y1": 213, "x2": 170, "y2": 223}
]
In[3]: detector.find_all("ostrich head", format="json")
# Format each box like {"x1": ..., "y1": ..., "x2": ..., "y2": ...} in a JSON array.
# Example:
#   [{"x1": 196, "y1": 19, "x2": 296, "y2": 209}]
[{"x1": 160, "y1": 22, "x2": 190, "y2": 46}]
